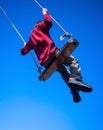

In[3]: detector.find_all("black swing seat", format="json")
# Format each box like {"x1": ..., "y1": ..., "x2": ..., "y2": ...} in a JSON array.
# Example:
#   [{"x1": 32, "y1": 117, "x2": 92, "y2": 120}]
[{"x1": 39, "y1": 39, "x2": 79, "y2": 81}]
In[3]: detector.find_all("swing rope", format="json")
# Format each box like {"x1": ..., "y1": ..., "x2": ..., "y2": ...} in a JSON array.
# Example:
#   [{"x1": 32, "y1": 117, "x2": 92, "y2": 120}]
[
  {"x1": 33, "y1": 0, "x2": 72, "y2": 40},
  {"x1": 0, "y1": 5, "x2": 42, "y2": 74},
  {"x1": 0, "y1": 6, "x2": 26, "y2": 43}
]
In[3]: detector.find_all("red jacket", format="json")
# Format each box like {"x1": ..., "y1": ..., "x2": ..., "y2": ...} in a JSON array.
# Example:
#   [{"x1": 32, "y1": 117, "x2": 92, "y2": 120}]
[{"x1": 21, "y1": 13, "x2": 57, "y2": 65}]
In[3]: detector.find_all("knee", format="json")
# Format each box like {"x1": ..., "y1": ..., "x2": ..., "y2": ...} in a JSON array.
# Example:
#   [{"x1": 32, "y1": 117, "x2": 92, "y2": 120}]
[
  {"x1": 70, "y1": 58, "x2": 81, "y2": 71},
  {"x1": 57, "y1": 65, "x2": 68, "y2": 73}
]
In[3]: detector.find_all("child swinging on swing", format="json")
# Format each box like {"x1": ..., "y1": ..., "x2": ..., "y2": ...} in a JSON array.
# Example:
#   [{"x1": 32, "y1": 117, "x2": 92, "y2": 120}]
[{"x1": 21, "y1": 8, "x2": 93, "y2": 103}]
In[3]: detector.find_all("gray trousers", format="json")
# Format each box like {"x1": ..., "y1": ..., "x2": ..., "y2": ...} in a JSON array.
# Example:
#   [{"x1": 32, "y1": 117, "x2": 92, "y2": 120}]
[
  {"x1": 57, "y1": 55, "x2": 82, "y2": 85},
  {"x1": 43, "y1": 49, "x2": 82, "y2": 86}
]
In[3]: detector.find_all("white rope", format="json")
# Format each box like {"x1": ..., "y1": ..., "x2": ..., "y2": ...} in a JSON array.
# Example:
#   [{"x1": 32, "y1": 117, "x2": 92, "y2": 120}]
[
  {"x1": 33, "y1": 0, "x2": 69, "y2": 34},
  {"x1": 0, "y1": 6, "x2": 26, "y2": 44}
]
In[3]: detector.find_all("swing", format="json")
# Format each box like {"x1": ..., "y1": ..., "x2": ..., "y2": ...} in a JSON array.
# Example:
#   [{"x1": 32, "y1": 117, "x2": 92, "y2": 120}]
[{"x1": 39, "y1": 39, "x2": 79, "y2": 81}]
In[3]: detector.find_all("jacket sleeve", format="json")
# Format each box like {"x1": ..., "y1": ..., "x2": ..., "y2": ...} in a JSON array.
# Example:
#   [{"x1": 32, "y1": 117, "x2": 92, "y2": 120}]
[
  {"x1": 39, "y1": 13, "x2": 52, "y2": 31},
  {"x1": 21, "y1": 42, "x2": 32, "y2": 55},
  {"x1": 44, "y1": 13, "x2": 52, "y2": 25}
]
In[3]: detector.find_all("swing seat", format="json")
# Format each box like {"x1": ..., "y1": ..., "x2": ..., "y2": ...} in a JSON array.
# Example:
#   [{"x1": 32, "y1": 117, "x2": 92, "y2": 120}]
[{"x1": 39, "y1": 39, "x2": 79, "y2": 81}]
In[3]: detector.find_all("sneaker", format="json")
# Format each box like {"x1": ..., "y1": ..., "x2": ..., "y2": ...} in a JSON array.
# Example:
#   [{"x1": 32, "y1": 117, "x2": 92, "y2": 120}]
[
  {"x1": 69, "y1": 78, "x2": 93, "y2": 92},
  {"x1": 71, "y1": 88, "x2": 81, "y2": 103}
]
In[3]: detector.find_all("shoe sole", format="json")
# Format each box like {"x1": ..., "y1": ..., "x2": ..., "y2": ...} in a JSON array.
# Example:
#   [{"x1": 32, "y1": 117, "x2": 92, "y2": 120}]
[
  {"x1": 73, "y1": 95, "x2": 81, "y2": 103},
  {"x1": 71, "y1": 88, "x2": 82, "y2": 103},
  {"x1": 69, "y1": 80, "x2": 93, "y2": 92}
]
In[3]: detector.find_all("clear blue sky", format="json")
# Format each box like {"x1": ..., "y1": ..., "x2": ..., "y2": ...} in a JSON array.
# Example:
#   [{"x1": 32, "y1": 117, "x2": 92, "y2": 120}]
[{"x1": 0, "y1": 0, "x2": 103, "y2": 130}]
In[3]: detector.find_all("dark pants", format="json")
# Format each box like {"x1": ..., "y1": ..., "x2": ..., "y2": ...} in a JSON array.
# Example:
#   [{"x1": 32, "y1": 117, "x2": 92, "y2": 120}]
[
  {"x1": 57, "y1": 55, "x2": 82, "y2": 86},
  {"x1": 43, "y1": 49, "x2": 82, "y2": 87}
]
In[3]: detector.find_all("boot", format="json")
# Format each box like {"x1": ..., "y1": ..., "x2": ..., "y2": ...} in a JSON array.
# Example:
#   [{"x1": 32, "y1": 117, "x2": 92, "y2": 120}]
[
  {"x1": 70, "y1": 88, "x2": 81, "y2": 103},
  {"x1": 69, "y1": 78, "x2": 93, "y2": 92}
]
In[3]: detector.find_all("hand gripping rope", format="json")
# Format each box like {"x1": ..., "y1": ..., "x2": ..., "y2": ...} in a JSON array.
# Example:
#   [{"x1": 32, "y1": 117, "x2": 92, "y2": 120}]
[
  {"x1": 33, "y1": 0, "x2": 72, "y2": 40},
  {"x1": 0, "y1": 5, "x2": 42, "y2": 74}
]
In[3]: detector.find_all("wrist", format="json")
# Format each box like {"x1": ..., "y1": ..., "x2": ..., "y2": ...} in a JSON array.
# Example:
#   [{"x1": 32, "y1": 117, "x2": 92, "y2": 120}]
[{"x1": 42, "y1": 8, "x2": 48, "y2": 15}]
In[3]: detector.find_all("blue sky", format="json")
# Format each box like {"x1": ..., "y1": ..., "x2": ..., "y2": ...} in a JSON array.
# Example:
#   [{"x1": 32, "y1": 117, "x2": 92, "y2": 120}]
[{"x1": 0, "y1": 0, "x2": 103, "y2": 130}]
